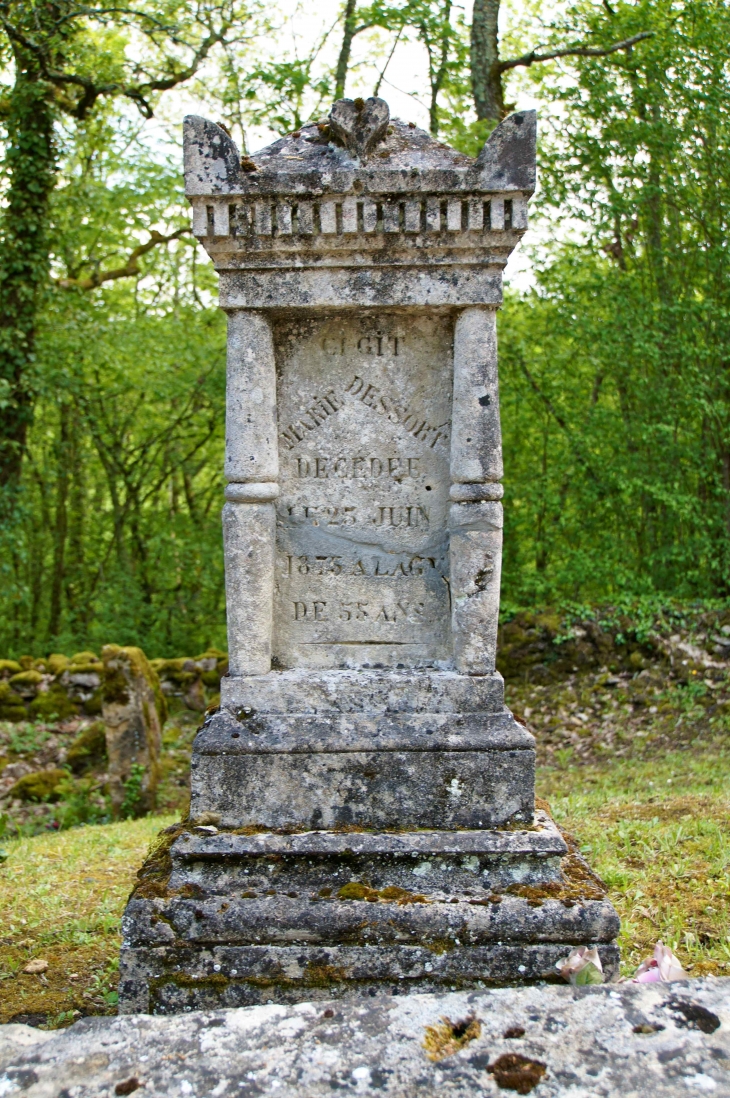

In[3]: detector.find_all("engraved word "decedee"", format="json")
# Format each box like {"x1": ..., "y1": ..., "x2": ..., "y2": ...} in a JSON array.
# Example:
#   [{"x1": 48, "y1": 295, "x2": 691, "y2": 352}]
[{"x1": 293, "y1": 456, "x2": 421, "y2": 479}]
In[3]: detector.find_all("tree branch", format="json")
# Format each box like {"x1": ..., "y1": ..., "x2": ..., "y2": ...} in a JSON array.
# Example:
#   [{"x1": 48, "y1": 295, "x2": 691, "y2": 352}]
[
  {"x1": 55, "y1": 228, "x2": 190, "y2": 290},
  {"x1": 498, "y1": 31, "x2": 653, "y2": 74},
  {"x1": 516, "y1": 352, "x2": 600, "y2": 483},
  {"x1": 0, "y1": 11, "x2": 232, "y2": 119}
]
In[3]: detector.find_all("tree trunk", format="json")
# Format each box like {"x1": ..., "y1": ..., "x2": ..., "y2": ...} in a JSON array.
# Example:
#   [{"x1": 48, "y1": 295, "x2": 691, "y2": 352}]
[
  {"x1": 470, "y1": 0, "x2": 505, "y2": 121},
  {"x1": 0, "y1": 65, "x2": 56, "y2": 496},
  {"x1": 49, "y1": 404, "x2": 71, "y2": 638},
  {"x1": 334, "y1": 0, "x2": 359, "y2": 100},
  {"x1": 427, "y1": 0, "x2": 453, "y2": 135}
]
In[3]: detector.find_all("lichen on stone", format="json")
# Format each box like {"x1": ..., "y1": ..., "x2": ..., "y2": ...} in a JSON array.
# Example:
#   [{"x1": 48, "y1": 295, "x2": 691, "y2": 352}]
[
  {"x1": 337, "y1": 882, "x2": 427, "y2": 905},
  {"x1": 423, "y1": 1014, "x2": 482, "y2": 1061}
]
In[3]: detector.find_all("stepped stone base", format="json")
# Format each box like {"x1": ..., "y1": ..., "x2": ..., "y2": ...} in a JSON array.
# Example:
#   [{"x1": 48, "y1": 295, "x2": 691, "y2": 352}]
[{"x1": 118, "y1": 812, "x2": 620, "y2": 1014}]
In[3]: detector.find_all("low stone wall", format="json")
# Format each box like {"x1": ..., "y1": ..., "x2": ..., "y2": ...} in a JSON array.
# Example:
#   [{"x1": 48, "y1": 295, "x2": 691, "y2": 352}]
[
  {"x1": 0, "y1": 649, "x2": 228, "y2": 723},
  {"x1": 0, "y1": 647, "x2": 228, "y2": 823},
  {"x1": 1, "y1": 979, "x2": 728, "y2": 1096}
]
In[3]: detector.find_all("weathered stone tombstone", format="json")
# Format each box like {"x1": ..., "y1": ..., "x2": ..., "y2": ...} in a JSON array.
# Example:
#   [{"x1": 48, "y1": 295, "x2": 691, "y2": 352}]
[
  {"x1": 119, "y1": 98, "x2": 619, "y2": 1013},
  {"x1": 101, "y1": 645, "x2": 165, "y2": 817}
]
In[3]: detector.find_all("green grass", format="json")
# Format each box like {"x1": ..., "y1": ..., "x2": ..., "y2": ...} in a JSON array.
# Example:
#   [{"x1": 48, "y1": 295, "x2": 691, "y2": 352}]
[
  {"x1": 539, "y1": 747, "x2": 730, "y2": 976},
  {"x1": 0, "y1": 814, "x2": 177, "y2": 1026}
]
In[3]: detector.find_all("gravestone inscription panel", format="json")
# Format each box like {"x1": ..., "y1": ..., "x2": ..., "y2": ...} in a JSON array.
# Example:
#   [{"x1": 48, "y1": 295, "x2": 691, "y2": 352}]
[
  {"x1": 118, "y1": 98, "x2": 620, "y2": 1014},
  {"x1": 274, "y1": 314, "x2": 452, "y2": 668}
]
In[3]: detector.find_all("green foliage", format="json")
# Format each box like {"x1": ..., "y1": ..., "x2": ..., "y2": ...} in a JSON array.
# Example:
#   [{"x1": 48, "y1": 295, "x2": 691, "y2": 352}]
[
  {"x1": 53, "y1": 774, "x2": 110, "y2": 829},
  {"x1": 498, "y1": 0, "x2": 730, "y2": 605},
  {"x1": 240, "y1": 56, "x2": 334, "y2": 136},
  {"x1": 0, "y1": 0, "x2": 727, "y2": 642},
  {"x1": 6, "y1": 722, "x2": 50, "y2": 757},
  {"x1": 120, "y1": 763, "x2": 147, "y2": 820},
  {"x1": 0, "y1": 0, "x2": 257, "y2": 500},
  {"x1": 0, "y1": 117, "x2": 227, "y2": 655}
]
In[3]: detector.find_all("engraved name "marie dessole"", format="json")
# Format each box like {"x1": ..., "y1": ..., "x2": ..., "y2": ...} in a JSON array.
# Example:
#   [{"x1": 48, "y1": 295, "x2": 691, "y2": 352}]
[{"x1": 280, "y1": 373, "x2": 449, "y2": 451}]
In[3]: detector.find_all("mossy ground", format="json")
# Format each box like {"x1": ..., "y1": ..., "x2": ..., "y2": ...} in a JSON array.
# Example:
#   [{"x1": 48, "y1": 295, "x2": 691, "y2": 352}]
[
  {"x1": 538, "y1": 748, "x2": 730, "y2": 979},
  {"x1": 0, "y1": 815, "x2": 175, "y2": 1027}
]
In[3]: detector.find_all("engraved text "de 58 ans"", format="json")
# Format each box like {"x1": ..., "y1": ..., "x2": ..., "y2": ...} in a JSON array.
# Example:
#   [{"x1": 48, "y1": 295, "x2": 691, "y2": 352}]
[{"x1": 292, "y1": 601, "x2": 426, "y2": 623}]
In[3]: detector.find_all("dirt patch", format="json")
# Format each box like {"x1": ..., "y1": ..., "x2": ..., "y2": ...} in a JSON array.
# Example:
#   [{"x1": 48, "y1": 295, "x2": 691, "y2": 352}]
[{"x1": 488, "y1": 1052, "x2": 547, "y2": 1093}]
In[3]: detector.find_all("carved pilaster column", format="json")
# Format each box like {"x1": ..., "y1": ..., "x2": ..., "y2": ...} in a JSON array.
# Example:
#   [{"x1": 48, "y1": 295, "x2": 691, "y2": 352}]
[
  {"x1": 449, "y1": 306, "x2": 504, "y2": 674},
  {"x1": 223, "y1": 310, "x2": 278, "y2": 676}
]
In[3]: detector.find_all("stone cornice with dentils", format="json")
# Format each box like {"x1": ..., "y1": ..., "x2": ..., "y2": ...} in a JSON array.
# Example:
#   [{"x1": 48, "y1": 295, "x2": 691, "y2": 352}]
[
  {"x1": 184, "y1": 99, "x2": 535, "y2": 270},
  {"x1": 191, "y1": 191, "x2": 528, "y2": 265}
]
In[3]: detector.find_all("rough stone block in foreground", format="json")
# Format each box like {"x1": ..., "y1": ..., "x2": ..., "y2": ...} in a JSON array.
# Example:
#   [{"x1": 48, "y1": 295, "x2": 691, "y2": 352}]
[{"x1": 2, "y1": 979, "x2": 729, "y2": 1096}]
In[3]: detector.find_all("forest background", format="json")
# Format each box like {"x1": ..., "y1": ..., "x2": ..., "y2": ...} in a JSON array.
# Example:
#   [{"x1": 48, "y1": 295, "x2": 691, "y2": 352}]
[{"x1": 0, "y1": 0, "x2": 727, "y2": 657}]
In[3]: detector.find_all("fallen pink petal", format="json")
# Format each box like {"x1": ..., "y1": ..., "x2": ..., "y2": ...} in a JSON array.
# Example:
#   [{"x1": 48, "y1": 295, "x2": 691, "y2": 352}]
[{"x1": 633, "y1": 942, "x2": 688, "y2": 983}]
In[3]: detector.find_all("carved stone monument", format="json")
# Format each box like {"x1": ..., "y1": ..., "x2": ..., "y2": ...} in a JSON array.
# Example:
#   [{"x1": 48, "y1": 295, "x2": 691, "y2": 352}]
[{"x1": 119, "y1": 98, "x2": 620, "y2": 1013}]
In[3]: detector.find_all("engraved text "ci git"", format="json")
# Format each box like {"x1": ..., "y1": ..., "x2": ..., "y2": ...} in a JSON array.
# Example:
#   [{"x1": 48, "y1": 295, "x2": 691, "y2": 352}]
[{"x1": 322, "y1": 333, "x2": 400, "y2": 356}]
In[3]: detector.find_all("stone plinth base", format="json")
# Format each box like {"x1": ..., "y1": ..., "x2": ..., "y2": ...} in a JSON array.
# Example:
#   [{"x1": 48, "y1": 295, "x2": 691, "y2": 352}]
[
  {"x1": 118, "y1": 812, "x2": 620, "y2": 1014},
  {"x1": 191, "y1": 670, "x2": 535, "y2": 831}
]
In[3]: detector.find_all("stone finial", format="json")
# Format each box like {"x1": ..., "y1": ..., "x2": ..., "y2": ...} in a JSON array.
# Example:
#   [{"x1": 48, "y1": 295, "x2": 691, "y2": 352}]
[
  {"x1": 328, "y1": 96, "x2": 390, "y2": 160},
  {"x1": 475, "y1": 109, "x2": 537, "y2": 193}
]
